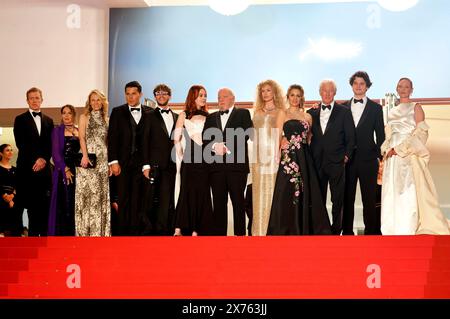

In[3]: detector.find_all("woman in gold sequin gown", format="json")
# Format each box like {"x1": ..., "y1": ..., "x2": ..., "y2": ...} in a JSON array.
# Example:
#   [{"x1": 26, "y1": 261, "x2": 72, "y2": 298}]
[{"x1": 251, "y1": 80, "x2": 286, "y2": 236}]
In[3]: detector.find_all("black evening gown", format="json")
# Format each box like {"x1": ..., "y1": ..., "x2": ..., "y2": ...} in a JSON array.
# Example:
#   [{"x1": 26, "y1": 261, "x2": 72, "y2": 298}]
[
  {"x1": 55, "y1": 136, "x2": 80, "y2": 236},
  {"x1": 0, "y1": 166, "x2": 22, "y2": 235},
  {"x1": 267, "y1": 119, "x2": 332, "y2": 235},
  {"x1": 174, "y1": 111, "x2": 213, "y2": 235}
]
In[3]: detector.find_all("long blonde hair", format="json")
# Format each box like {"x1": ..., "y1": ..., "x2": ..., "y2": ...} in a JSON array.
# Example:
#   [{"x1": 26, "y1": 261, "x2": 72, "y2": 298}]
[
  {"x1": 84, "y1": 89, "x2": 108, "y2": 122},
  {"x1": 254, "y1": 79, "x2": 286, "y2": 112}
]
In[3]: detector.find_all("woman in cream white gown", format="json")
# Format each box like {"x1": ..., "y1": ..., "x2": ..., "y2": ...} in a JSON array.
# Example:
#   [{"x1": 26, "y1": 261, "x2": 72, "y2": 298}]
[
  {"x1": 381, "y1": 78, "x2": 450, "y2": 235},
  {"x1": 251, "y1": 80, "x2": 286, "y2": 236}
]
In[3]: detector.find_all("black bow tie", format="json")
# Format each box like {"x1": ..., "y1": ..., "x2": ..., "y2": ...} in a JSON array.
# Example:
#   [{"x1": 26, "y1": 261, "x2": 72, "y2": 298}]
[
  {"x1": 32, "y1": 111, "x2": 41, "y2": 117},
  {"x1": 354, "y1": 99, "x2": 364, "y2": 104},
  {"x1": 130, "y1": 107, "x2": 140, "y2": 112},
  {"x1": 159, "y1": 108, "x2": 170, "y2": 114},
  {"x1": 220, "y1": 109, "x2": 230, "y2": 116},
  {"x1": 321, "y1": 104, "x2": 331, "y2": 111}
]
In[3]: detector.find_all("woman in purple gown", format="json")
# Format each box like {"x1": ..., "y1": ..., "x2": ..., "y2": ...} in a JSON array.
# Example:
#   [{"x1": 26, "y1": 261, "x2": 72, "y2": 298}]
[{"x1": 48, "y1": 105, "x2": 80, "y2": 236}]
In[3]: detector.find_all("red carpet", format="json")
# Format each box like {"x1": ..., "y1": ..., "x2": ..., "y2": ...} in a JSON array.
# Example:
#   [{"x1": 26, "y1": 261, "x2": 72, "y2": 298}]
[{"x1": 1, "y1": 236, "x2": 449, "y2": 299}]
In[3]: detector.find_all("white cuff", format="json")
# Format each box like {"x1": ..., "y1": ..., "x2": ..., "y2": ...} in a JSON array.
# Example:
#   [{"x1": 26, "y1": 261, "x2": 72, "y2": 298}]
[{"x1": 108, "y1": 160, "x2": 119, "y2": 166}]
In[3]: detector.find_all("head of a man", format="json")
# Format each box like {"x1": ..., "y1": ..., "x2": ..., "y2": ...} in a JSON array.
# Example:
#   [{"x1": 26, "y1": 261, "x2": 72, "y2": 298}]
[
  {"x1": 125, "y1": 81, "x2": 143, "y2": 107},
  {"x1": 153, "y1": 84, "x2": 172, "y2": 107},
  {"x1": 26, "y1": 87, "x2": 43, "y2": 111},
  {"x1": 218, "y1": 88, "x2": 235, "y2": 111},
  {"x1": 349, "y1": 71, "x2": 372, "y2": 98},
  {"x1": 319, "y1": 80, "x2": 337, "y2": 105}
]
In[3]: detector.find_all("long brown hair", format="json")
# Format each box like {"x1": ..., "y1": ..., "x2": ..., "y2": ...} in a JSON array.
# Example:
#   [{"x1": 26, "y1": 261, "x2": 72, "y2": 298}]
[
  {"x1": 184, "y1": 85, "x2": 208, "y2": 118},
  {"x1": 60, "y1": 104, "x2": 77, "y2": 125},
  {"x1": 287, "y1": 84, "x2": 305, "y2": 109}
]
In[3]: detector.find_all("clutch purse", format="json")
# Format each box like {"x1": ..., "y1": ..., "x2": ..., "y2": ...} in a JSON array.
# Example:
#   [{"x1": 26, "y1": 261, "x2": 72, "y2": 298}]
[{"x1": 74, "y1": 153, "x2": 97, "y2": 168}]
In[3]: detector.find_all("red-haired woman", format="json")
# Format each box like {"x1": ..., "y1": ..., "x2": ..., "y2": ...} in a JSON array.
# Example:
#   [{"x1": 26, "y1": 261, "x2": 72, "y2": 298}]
[{"x1": 173, "y1": 85, "x2": 213, "y2": 236}]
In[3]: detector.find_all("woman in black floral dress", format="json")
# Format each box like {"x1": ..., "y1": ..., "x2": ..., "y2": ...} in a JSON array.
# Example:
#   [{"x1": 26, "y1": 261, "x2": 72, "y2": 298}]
[{"x1": 267, "y1": 85, "x2": 331, "y2": 235}]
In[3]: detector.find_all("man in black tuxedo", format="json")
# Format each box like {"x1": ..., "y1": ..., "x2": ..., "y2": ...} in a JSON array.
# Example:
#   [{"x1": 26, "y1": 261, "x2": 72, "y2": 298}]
[
  {"x1": 13, "y1": 87, "x2": 54, "y2": 236},
  {"x1": 342, "y1": 71, "x2": 385, "y2": 235},
  {"x1": 142, "y1": 84, "x2": 178, "y2": 235},
  {"x1": 308, "y1": 80, "x2": 356, "y2": 235},
  {"x1": 108, "y1": 81, "x2": 152, "y2": 235},
  {"x1": 203, "y1": 88, "x2": 253, "y2": 236}
]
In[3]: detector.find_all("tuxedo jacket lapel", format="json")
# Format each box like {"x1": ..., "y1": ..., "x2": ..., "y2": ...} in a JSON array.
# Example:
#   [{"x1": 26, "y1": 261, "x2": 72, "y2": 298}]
[
  {"x1": 136, "y1": 105, "x2": 150, "y2": 129},
  {"x1": 216, "y1": 112, "x2": 223, "y2": 132},
  {"x1": 155, "y1": 111, "x2": 169, "y2": 137},
  {"x1": 312, "y1": 109, "x2": 324, "y2": 136},
  {"x1": 224, "y1": 108, "x2": 236, "y2": 132},
  {"x1": 170, "y1": 110, "x2": 177, "y2": 135},
  {"x1": 356, "y1": 99, "x2": 371, "y2": 129},
  {"x1": 124, "y1": 106, "x2": 134, "y2": 124},
  {"x1": 324, "y1": 107, "x2": 338, "y2": 135},
  {"x1": 26, "y1": 112, "x2": 40, "y2": 137}
]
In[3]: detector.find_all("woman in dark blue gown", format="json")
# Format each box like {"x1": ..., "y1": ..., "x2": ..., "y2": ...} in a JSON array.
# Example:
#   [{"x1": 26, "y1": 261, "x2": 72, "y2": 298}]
[{"x1": 267, "y1": 85, "x2": 331, "y2": 235}]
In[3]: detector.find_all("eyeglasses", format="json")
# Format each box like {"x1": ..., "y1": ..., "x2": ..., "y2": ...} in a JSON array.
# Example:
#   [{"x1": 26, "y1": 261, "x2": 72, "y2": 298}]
[{"x1": 155, "y1": 91, "x2": 169, "y2": 97}]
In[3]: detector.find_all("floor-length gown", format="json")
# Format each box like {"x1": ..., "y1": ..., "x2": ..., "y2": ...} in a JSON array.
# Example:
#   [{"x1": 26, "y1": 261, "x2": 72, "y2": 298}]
[
  {"x1": 381, "y1": 103, "x2": 417, "y2": 234},
  {"x1": 53, "y1": 136, "x2": 80, "y2": 235},
  {"x1": 75, "y1": 111, "x2": 111, "y2": 236},
  {"x1": 251, "y1": 110, "x2": 282, "y2": 236},
  {"x1": 381, "y1": 102, "x2": 450, "y2": 235},
  {"x1": 0, "y1": 165, "x2": 22, "y2": 235},
  {"x1": 174, "y1": 111, "x2": 213, "y2": 235},
  {"x1": 267, "y1": 119, "x2": 332, "y2": 235}
]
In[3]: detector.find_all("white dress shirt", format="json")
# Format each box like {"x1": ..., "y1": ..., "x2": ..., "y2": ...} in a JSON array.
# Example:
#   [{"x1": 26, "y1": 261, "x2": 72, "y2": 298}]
[
  {"x1": 129, "y1": 104, "x2": 142, "y2": 124},
  {"x1": 320, "y1": 101, "x2": 335, "y2": 133},
  {"x1": 212, "y1": 105, "x2": 234, "y2": 154},
  {"x1": 29, "y1": 109, "x2": 41, "y2": 135},
  {"x1": 351, "y1": 96, "x2": 367, "y2": 127},
  {"x1": 220, "y1": 105, "x2": 234, "y2": 130},
  {"x1": 157, "y1": 106, "x2": 174, "y2": 136}
]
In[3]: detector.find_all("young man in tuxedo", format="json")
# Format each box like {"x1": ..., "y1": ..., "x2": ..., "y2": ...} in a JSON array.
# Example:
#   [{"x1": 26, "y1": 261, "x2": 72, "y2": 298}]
[
  {"x1": 307, "y1": 80, "x2": 356, "y2": 235},
  {"x1": 13, "y1": 87, "x2": 54, "y2": 236},
  {"x1": 342, "y1": 71, "x2": 385, "y2": 235},
  {"x1": 142, "y1": 84, "x2": 178, "y2": 235},
  {"x1": 108, "y1": 81, "x2": 152, "y2": 235},
  {"x1": 202, "y1": 88, "x2": 253, "y2": 236}
]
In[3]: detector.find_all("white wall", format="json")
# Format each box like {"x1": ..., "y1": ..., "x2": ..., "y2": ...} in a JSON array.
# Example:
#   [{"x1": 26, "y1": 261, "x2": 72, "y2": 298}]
[{"x1": 0, "y1": 0, "x2": 109, "y2": 108}]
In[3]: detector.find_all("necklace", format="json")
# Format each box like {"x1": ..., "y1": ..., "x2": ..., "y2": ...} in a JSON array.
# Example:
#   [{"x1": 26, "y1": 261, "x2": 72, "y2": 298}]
[
  {"x1": 263, "y1": 105, "x2": 276, "y2": 112},
  {"x1": 65, "y1": 125, "x2": 76, "y2": 136}
]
